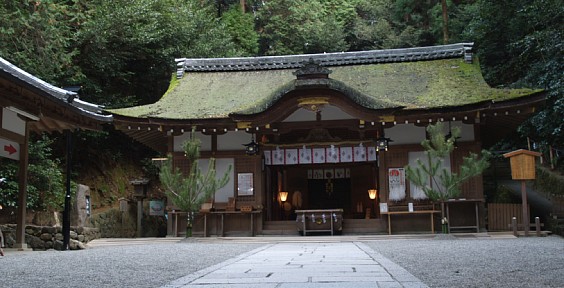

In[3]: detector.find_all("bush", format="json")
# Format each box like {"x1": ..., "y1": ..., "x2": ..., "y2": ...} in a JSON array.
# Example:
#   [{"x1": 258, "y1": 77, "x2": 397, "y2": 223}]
[
  {"x1": 535, "y1": 166, "x2": 564, "y2": 197},
  {"x1": 0, "y1": 134, "x2": 65, "y2": 210}
]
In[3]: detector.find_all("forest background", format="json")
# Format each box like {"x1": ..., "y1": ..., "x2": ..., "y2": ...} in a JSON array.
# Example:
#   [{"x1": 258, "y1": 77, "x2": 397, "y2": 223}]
[{"x1": 0, "y1": 0, "x2": 561, "y2": 214}]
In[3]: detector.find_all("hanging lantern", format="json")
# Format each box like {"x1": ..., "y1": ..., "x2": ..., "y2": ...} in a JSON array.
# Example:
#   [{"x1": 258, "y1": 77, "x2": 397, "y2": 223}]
[
  {"x1": 279, "y1": 191, "x2": 289, "y2": 202},
  {"x1": 243, "y1": 134, "x2": 259, "y2": 155},
  {"x1": 375, "y1": 136, "x2": 392, "y2": 151},
  {"x1": 375, "y1": 129, "x2": 392, "y2": 152},
  {"x1": 368, "y1": 189, "x2": 378, "y2": 200}
]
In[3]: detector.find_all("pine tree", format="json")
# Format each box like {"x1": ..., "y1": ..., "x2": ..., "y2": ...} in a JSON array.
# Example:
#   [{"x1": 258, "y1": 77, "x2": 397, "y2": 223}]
[
  {"x1": 405, "y1": 122, "x2": 490, "y2": 218},
  {"x1": 159, "y1": 127, "x2": 231, "y2": 237}
]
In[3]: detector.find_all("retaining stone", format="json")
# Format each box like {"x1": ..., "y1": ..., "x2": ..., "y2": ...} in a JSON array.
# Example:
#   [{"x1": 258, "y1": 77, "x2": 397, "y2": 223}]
[{"x1": 0, "y1": 224, "x2": 100, "y2": 251}]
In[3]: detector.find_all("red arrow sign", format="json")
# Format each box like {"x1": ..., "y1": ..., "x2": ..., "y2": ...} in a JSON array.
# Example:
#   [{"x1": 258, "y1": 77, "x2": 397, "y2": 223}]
[
  {"x1": 0, "y1": 138, "x2": 19, "y2": 160},
  {"x1": 4, "y1": 144, "x2": 17, "y2": 155}
]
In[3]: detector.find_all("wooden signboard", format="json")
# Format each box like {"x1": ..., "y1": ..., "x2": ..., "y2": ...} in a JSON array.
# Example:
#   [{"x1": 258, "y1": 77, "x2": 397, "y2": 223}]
[
  {"x1": 503, "y1": 149, "x2": 542, "y2": 180},
  {"x1": 502, "y1": 149, "x2": 542, "y2": 236}
]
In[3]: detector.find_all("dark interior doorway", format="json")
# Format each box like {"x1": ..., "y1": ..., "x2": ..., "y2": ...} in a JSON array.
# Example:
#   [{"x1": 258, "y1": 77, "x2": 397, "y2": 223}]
[{"x1": 307, "y1": 179, "x2": 351, "y2": 210}]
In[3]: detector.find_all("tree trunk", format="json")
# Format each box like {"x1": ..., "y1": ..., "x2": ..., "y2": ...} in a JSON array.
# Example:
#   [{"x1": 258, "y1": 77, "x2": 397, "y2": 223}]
[
  {"x1": 440, "y1": 201, "x2": 448, "y2": 234},
  {"x1": 441, "y1": 0, "x2": 449, "y2": 44},
  {"x1": 186, "y1": 212, "x2": 192, "y2": 237}
]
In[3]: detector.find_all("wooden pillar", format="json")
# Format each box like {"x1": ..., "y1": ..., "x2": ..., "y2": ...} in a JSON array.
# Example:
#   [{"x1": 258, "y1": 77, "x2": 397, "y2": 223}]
[
  {"x1": 521, "y1": 180, "x2": 529, "y2": 236},
  {"x1": 15, "y1": 122, "x2": 29, "y2": 250},
  {"x1": 63, "y1": 129, "x2": 73, "y2": 250},
  {"x1": 265, "y1": 166, "x2": 272, "y2": 221}
]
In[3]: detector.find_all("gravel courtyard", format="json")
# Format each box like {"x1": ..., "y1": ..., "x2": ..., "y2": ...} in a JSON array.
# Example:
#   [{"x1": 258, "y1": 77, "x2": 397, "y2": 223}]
[
  {"x1": 365, "y1": 235, "x2": 564, "y2": 287},
  {"x1": 0, "y1": 235, "x2": 562, "y2": 288}
]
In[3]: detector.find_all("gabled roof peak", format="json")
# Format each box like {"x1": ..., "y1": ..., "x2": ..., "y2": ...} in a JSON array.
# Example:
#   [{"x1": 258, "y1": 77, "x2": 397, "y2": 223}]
[{"x1": 176, "y1": 43, "x2": 474, "y2": 74}]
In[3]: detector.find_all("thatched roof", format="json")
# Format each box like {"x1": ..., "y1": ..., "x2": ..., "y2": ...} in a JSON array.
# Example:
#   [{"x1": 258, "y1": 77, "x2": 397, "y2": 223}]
[{"x1": 110, "y1": 43, "x2": 541, "y2": 121}]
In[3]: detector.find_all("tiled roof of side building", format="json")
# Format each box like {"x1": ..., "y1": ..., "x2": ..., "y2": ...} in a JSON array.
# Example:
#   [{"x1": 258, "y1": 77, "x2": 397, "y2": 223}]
[{"x1": 0, "y1": 57, "x2": 112, "y2": 122}]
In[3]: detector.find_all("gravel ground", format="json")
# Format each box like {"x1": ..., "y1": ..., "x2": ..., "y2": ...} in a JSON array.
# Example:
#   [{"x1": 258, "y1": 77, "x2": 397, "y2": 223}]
[
  {"x1": 0, "y1": 235, "x2": 562, "y2": 288},
  {"x1": 0, "y1": 240, "x2": 264, "y2": 288},
  {"x1": 365, "y1": 235, "x2": 564, "y2": 288}
]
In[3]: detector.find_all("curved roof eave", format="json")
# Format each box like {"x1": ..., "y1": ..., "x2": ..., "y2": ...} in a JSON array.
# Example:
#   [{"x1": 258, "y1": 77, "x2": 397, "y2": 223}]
[
  {"x1": 0, "y1": 57, "x2": 112, "y2": 124},
  {"x1": 394, "y1": 90, "x2": 547, "y2": 116}
]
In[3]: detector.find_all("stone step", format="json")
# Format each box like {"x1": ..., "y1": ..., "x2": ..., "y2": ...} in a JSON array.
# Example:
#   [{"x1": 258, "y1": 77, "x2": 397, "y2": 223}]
[{"x1": 262, "y1": 219, "x2": 386, "y2": 235}]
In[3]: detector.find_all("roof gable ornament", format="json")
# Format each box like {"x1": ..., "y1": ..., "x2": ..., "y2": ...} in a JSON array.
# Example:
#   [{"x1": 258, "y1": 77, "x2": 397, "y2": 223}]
[
  {"x1": 293, "y1": 58, "x2": 332, "y2": 79},
  {"x1": 463, "y1": 43, "x2": 473, "y2": 63}
]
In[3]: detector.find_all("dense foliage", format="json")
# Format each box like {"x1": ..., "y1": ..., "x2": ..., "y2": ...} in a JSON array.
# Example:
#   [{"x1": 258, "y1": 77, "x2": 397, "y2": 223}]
[
  {"x1": 0, "y1": 135, "x2": 65, "y2": 210},
  {"x1": 0, "y1": 0, "x2": 560, "y2": 211},
  {"x1": 464, "y1": 0, "x2": 563, "y2": 157}
]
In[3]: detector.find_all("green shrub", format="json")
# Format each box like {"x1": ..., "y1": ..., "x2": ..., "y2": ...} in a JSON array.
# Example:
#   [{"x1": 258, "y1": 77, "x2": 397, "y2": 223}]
[{"x1": 535, "y1": 166, "x2": 564, "y2": 197}]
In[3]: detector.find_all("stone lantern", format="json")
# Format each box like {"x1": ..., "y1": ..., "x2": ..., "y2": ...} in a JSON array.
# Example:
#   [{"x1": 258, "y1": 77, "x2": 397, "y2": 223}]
[{"x1": 130, "y1": 179, "x2": 149, "y2": 237}]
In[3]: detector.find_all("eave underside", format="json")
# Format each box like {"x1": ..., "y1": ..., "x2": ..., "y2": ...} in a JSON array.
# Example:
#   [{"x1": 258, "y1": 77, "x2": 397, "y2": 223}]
[
  {"x1": 0, "y1": 77, "x2": 109, "y2": 134},
  {"x1": 114, "y1": 92, "x2": 545, "y2": 153}
]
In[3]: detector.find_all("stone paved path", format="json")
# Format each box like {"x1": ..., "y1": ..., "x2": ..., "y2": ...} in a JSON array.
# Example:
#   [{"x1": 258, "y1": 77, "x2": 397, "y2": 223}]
[{"x1": 162, "y1": 242, "x2": 427, "y2": 288}]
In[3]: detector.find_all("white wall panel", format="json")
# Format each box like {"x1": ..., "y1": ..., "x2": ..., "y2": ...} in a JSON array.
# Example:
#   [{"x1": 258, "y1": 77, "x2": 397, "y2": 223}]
[
  {"x1": 218, "y1": 130, "x2": 252, "y2": 151},
  {"x1": 283, "y1": 105, "x2": 355, "y2": 122},
  {"x1": 198, "y1": 158, "x2": 234, "y2": 202},
  {"x1": 174, "y1": 132, "x2": 211, "y2": 152},
  {"x1": 386, "y1": 124, "x2": 426, "y2": 145}
]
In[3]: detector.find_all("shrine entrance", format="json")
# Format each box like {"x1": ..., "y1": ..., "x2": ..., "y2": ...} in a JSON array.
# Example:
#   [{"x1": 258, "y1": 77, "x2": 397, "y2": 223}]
[{"x1": 266, "y1": 163, "x2": 376, "y2": 221}]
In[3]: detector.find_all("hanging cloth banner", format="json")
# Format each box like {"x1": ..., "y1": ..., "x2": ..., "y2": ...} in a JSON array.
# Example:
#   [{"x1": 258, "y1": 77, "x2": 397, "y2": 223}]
[
  {"x1": 264, "y1": 145, "x2": 377, "y2": 165},
  {"x1": 388, "y1": 168, "x2": 406, "y2": 201},
  {"x1": 285, "y1": 149, "x2": 298, "y2": 165},
  {"x1": 299, "y1": 146, "x2": 312, "y2": 164}
]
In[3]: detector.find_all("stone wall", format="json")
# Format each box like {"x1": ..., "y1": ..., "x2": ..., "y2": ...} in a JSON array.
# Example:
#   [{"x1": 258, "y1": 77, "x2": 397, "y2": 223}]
[
  {"x1": 91, "y1": 208, "x2": 137, "y2": 238},
  {"x1": 0, "y1": 224, "x2": 100, "y2": 250},
  {"x1": 90, "y1": 203, "x2": 167, "y2": 238}
]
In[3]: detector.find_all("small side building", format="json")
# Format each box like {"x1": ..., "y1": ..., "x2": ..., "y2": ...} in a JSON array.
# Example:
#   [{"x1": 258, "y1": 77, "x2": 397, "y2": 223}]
[{"x1": 0, "y1": 57, "x2": 112, "y2": 248}]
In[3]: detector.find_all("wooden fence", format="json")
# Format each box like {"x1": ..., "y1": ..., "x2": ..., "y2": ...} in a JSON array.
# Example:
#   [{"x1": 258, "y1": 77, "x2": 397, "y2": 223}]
[{"x1": 487, "y1": 203, "x2": 529, "y2": 231}]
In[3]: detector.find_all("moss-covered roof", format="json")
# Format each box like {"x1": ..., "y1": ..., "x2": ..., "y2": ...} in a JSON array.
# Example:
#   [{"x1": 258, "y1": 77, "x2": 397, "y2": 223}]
[{"x1": 110, "y1": 45, "x2": 541, "y2": 120}]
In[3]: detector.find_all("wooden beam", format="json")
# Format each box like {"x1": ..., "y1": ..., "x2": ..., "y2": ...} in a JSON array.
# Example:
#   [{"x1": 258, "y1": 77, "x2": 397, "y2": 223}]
[{"x1": 0, "y1": 128, "x2": 25, "y2": 144}]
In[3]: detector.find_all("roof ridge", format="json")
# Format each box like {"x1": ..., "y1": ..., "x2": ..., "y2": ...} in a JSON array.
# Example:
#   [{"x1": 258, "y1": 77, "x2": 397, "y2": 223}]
[{"x1": 176, "y1": 43, "x2": 474, "y2": 74}]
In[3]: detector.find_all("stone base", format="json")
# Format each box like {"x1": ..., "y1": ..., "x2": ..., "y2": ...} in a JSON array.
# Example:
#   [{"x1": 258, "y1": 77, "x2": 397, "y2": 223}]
[{"x1": 13, "y1": 243, "x2": 31, "y2": 251}]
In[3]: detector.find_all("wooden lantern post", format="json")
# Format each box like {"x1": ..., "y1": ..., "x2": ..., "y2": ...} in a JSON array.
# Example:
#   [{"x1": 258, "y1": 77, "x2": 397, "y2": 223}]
[{"x1": 503, "y1": 149, "x2": 542, "y2": 236}]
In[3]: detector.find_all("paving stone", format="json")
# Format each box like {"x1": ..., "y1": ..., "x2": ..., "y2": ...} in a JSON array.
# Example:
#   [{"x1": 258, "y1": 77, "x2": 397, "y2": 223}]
[
  {"x1": 164, "y1": 242, "x2": 427, "y2": 288},
  {"x1": 376, "y1": 281, "x2": 403, "y2": 288},
  {"x1": 279, "y1": 282, "x2": 380, "y2": 288}
]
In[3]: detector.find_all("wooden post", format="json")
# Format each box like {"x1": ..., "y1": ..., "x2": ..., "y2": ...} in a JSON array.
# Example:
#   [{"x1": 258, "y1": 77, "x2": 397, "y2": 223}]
[
  {"x1": 15, "y1": 122, "x2": 29, "y2": 250},
  {"x1": 63, "y1": 129, "x2": 73, "y2": 250},
  {"x1": 535, "y1": 217, "x2": 541, "y2": 237},
  {"x1": 512, "y1": 217, "x2": 517, "y2": 237},
  {"x1": 549, "y1": 146, "x2": 554, "y2": 170},
  {"x1": 137, "y1": 199, "x2": 143, "y2": 237},
  {"x1": 240, "y1": 0, "x2": 246, "y2": 13},
  {"x1": 521, "y1": 180, "x2": 529, "y2": 236}
]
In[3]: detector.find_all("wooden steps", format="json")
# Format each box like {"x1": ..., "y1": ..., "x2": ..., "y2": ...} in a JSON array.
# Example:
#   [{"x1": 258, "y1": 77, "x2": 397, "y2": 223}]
[
  {"x1": 262, "y1": 221, "x2": 300, "y2": 236},
  {"x1": 261, "y1": 219, "x2": 387, "y2": 236},
  {"x1": 342, "y1": 219, "x2": 386, "y2": 235}
]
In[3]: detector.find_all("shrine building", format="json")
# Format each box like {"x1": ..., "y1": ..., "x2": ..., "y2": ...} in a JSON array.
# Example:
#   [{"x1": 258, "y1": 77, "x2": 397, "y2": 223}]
[{"x1": 110, "y1": 43, "x2": 545, "y2": 236}]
